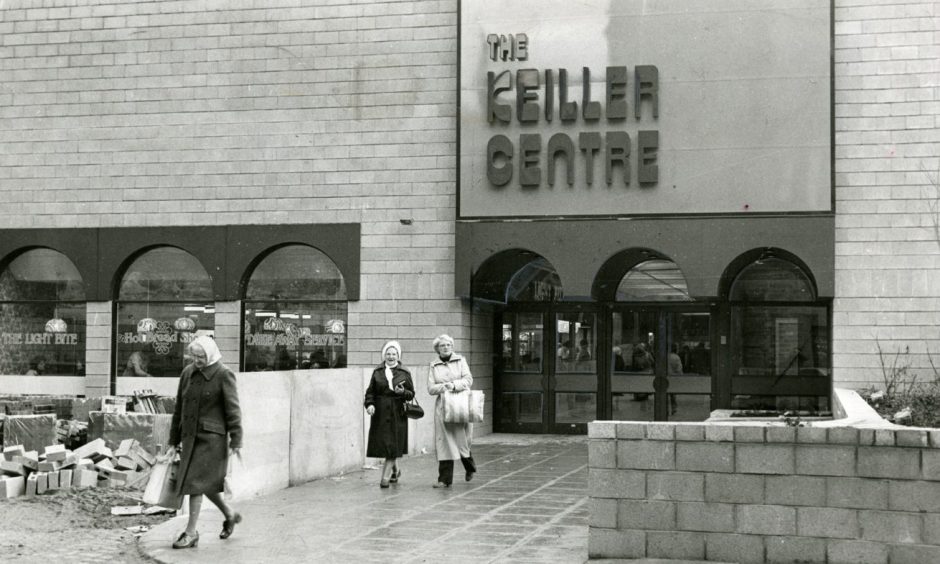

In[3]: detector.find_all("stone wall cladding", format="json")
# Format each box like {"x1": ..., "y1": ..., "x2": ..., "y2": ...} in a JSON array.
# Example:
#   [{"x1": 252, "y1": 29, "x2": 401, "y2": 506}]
[
  {"x1": 0, "y1": 0, "x2": 493, "y2": 409},
  {"x1": 833, "y1": 0, "x2": 940, "y2": 390},
  {"x1": 588, "y1": 421, "x2": 940, "y2": 563}
]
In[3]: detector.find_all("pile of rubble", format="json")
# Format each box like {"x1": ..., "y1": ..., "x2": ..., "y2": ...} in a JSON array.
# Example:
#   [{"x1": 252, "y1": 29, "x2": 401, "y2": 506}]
[
  {"x1": 0, "y1": 393, "x2": 174, "y2": 500},
  {"x1": 1, "y1": 438, "x2": 156, "y2": 498}
]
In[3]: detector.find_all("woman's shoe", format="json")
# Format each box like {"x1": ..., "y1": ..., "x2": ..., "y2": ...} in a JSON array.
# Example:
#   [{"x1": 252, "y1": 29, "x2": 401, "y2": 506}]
[
  {"x1": 380, "y1": 480, "x2": 390, "y2": 488},
  {"x1": 465, "y1": 470, "x2": 475, "y2": 482},
  {"x1": 172, "y1": 531, "x2": 199, "y2": 549},
  {"x1": 389, "y1": 468, "x2": 401, "y2": 483},
  {"x1": 432, "y1": 482, "x2": 450, "y2": 488},
  {"x1": 220, "y1": 512, "x2": 242, "y2": 539}
]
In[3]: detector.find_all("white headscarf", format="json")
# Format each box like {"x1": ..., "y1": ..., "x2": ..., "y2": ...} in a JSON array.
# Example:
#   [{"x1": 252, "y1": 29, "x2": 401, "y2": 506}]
[
  {"x1": 190, "y1": 335, "x2": 222, "y2": 366},
  {"x1": 381, "y1": 340, "x2": 401, "y2": 388}
]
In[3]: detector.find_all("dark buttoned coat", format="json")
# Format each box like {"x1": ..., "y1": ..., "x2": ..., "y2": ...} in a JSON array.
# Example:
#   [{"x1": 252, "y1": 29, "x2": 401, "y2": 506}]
[
  {"x1": 364, "y1": 364, "x2": 414, "y2": 459},
  {"x1": 169, "y1": 360, "x2": 243, "y2": 495}
]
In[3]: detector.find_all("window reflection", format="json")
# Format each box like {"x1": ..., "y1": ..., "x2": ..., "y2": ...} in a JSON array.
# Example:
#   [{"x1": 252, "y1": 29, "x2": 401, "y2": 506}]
[
  {"x1": 0, "y1": 249, "x2": 86, "y2": 376},
  {"x1": 243, "y1": 245, "x2": 347, "y2": 371},
  {"x1": 116, "y1": 247, "x2": 214, "y2": 378}
]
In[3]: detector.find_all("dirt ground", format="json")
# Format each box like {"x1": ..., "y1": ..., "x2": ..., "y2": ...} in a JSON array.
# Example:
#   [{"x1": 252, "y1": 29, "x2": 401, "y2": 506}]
[{"x1": 0, "y1": 486, "x2": 174, "y2": 563}]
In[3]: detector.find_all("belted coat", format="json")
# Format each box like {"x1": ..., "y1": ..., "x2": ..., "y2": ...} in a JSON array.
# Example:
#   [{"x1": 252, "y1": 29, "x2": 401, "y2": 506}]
[
  {"x1": 428, "y1": 354, "x2": 473, "y2": 461},
  {"x1": 169, "y1": 360, "x2": 243, "y2": 495},
  {"x1": 364, "y1": 364, "x2": 415, "y2": 459}
]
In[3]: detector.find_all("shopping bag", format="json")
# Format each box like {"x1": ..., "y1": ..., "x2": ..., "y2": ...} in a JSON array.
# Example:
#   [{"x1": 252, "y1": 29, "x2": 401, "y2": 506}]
[
  {"x1": 223, "y1": 451, "x2": 243, "y2": 501},
  {"x1": 443, "y1": 390, "x2": 485, "y2": 424},
  {"x1": 143, "y1": 456, "x2": 182, "y2": 510}
]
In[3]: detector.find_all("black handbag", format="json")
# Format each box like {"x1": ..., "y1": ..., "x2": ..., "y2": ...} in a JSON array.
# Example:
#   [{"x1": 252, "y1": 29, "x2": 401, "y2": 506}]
[{"x1": 403, "y1": 397, "x2": 424, "y2": 419}]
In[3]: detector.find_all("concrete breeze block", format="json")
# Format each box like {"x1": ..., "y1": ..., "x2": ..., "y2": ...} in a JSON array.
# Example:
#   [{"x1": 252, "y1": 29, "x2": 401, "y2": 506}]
[
  {"x1": 858, "y1": 510, "x2": 922, "y2": 544},
  {"x1": 826, "y1": 540, "x2": 889, "y2": 564},
  {"x1": 677, "y1": 502, "x2": 735, "y2": 533},
  {"x1": 647, "y1": 531, "x2": 705, "y2": 561},
  {"x1": 647, "y1": 471, "x2": 705, "y2": 502},
  {"x1": 736, "y1": 444, "x2": 795, "y2": 475},
  {"x1": 589, "y1": 468, "x2": 646, "y2": 499},
  {"x1": 705, "y1": 533, "x2": 765, "y2": 564},
  {"x1": 618, "y1": 499, "x2": 676, "y2": 530},
  {"x1": 736, "y1": 505, "x2": 797, "y2": 536},
  {"x1": 826, "y1": 476, "x2": 889, "y2": 510},
  {"x1": 765, "y1": 536, "x2": 827, "y2": 564},
  {"x1": 676, "y1": 442, "x2": 734, "y2": 473},
  {"x1": 887, "y1": 480, "x2": 940, "y2": 513},
  {"x1": 617, "y1": 440, "x2": 675, "y2": 471},
  {"x1": 705, "y1": 473, "x2": 765, "y2": 504},
  {"x1": 858, "y1": 447, "x2": 920, "y2": 479},
  {"x1": 588, "y1": 528, "x2": 645, "y2": 560},
  {"x1": 765, "y1": 475, "x2": 826, "y2": 507},
  {"x1": 588, "y1": 440, "x2": 616, "y2": 469},
  {"x1": 796, "y1": 507, "x2": 859, "y2": 539},
  {"x1": 795, "y1": 444, "x2": 857, "y2": 476}
]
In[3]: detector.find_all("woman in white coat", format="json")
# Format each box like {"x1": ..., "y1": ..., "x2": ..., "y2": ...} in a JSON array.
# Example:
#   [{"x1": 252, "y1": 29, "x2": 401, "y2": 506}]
[{"x1": 428, "y1": 334, "x2": 477, "y2": 488}]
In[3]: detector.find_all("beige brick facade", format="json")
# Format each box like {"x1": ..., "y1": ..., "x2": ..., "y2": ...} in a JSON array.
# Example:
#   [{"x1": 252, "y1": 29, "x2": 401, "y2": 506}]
[
  {"x1": 834, "y1": 0, "x2": 940, "y2": 390},
  {"x1": 0, "y1": 0, "x2": 936, "y2": 418}
]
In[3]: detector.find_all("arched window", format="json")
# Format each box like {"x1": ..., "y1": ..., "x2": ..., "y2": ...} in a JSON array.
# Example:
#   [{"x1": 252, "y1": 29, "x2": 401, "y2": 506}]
[
  {"x1": 116, "y1": 247, "x2": 215, "y2": 378},
  {"x1": 242, "y1": 245, "x2": 347, "y2": 371},
  {"x1": 616, "y1": 259, "x2": 691, "y2": 302},
  {"x1": 506, "y1": 257, "x2": 563, "y2": 302},
  {"x1": 0, "y1": 249, "x2": 86, "y2": 376},
  {"x1": 728, "y1": 254, "x2": 829, "y2": 413}
]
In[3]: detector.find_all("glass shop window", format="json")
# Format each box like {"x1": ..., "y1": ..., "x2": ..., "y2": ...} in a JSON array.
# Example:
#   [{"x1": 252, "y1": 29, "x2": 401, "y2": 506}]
[
  {"x1": 0, "y1": 248, "x2": 86, "y2": 376},
  {"x1": 729, "y1": 257, "x2": 830, "y2": 413},
  {"x1": 615, "y1": 259, "x2": 692, "y2": 302},
  {"x1": 243, "y1": 245, "x2": 347, "y2": 371},
  {"x1": 116, "y1": 247, "x2": 215, "y2": 378}
]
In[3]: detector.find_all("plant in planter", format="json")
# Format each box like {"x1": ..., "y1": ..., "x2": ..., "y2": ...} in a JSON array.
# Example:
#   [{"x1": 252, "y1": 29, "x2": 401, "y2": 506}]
[{"x1": 860, "y1": 340, "x2": 940, "y2": 427}]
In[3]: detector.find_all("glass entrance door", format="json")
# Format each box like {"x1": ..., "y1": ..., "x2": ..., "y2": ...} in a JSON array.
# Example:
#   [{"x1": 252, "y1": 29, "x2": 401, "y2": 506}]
[
  {"x1": 496, "y1": 308, "x2": 599, "y2": 433},
  {"x1": 611, "y1": 308, "x2": 713, "y2": 421}
]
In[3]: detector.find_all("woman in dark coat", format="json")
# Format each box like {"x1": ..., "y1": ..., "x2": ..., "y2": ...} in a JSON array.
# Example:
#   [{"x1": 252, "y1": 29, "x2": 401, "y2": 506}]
[
  {"x1": 167, "y1": 335, "x2": 243, "y2": 549},
  {"x1": 364, "y1": 341, "x2": 415, "y2": 488}
]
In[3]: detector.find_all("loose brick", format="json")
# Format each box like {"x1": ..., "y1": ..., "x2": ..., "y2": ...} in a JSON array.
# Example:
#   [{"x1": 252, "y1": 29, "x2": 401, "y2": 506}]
[
  {"x1": 647, "y1": 471, "x2": 705, "y2": 502},
  {"x1": 588, "y1": 468, "x2": 645, "y2": 499},
  {"x1": 618, "y1": 500, "x2": 676, "y2": 530},
  {"x1": 796, "y1": 507, "x2": 859, "y2": 539},
  {"x1": 0, "y1": 475, "x2": 26, "y2": 498},
  {"x1": 765, "y1": 536, "x2": 826, "y2": 564},
  {"x1": 827, "y1": 540, "x2": 888, "y2": 564},
  {"x1": 705, "y1": 473, "x2": 764, "y2": 504},
  {"x1": 36, "y1": 472, "x2": 48, "y2": 494},
  {"x1": 59, "y1": 469, "x2": 72, "y2": 490},
  {"x1": 2, "y1": 445, "x2": 25, "y2": 461},
  {"x1": 677, "y1": 502, "x2": 735, "y2": 533},
  {"x1": 676, "y1": 442, "x2": 734, "y2": 473},
  {"x1": 765, "y1": 475, "x2": 825, "y2": 506},
  {"x1": 795, "y1": 444, "x2": 856, "y2": 476},
  {"x1": 617, "y1": 440, "x2": 675, "y2": 470},
  {"x1": 826, "y1": 476, "x2": 888, "y2": 510},
  {"x1": 736, "y1": 444, "x2": 795, "y2": 475},
  {"x1": 858, "y1": 510, "x2": 922, "y2": 543},
  {"x1": 705, "y1": 532, "x2": 764, "y2": 564},
  {"x1": 588, "y1": 528, "x2": 645, "y2": 559},
  {"x1": 736, "y1": 505, "x2": 796, "y2": 536},
  {"x1": 858, "y1": 447, "x2": 919, "y2": 479},
  {"x1": 647, "y1": 531, "x2": 705, "y2": 560}
]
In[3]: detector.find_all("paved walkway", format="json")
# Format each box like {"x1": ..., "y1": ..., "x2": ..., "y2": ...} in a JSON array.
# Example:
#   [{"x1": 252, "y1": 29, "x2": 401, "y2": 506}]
[{"x1": 138, "y1": 435, "x2": 722, "y2": 564}]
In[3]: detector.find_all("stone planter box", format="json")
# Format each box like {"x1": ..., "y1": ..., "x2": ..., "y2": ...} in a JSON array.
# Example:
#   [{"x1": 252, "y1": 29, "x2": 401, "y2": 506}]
[{"x1": 587, "y1": 388, "x2": 940, "y2": 563}]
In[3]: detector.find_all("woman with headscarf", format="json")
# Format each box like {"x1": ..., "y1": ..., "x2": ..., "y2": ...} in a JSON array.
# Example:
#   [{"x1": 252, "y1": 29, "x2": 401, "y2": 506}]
[
  {"x1": 166, "y1": 336, "x2": 243, "y2": 549},
  {"x1": 428, "y1": 334, "x2": 476, "y2": 488},
  {"x1": 364, "y1": 340, "x2": 415, "y2": 488}
]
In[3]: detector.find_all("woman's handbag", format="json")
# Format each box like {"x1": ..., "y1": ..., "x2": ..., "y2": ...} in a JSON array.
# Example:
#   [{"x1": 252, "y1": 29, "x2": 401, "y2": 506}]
[
  {"x1": 143, "y1": 453, "x2": 182, "y2": 510},
  {"x1": 442, "y1": 389, "x2": 485, "y2": 424},
  {"x1": 403, "y1": 397, "x2": 424, "y2": 419}
]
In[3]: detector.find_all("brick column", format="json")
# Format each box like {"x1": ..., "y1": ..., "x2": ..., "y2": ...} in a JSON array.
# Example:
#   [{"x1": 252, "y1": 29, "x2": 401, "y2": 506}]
[
  {"x1": 84, "y1": 301, "x2": 112, "y2": 397},
  {"x1": 213, "y1": 301, "x2": 241, "y2": 370}
]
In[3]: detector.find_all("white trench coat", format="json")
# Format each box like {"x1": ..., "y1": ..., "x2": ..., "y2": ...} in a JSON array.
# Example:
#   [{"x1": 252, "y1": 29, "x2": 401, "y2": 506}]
[{"x1": 428, "y1": 353, "x2": 473, "y2": 460}]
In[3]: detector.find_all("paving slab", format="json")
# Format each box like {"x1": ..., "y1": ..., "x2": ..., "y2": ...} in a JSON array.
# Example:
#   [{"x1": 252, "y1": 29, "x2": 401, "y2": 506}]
[{"x1": 139, "y1": 435, "x2": 593, "y2": 564}]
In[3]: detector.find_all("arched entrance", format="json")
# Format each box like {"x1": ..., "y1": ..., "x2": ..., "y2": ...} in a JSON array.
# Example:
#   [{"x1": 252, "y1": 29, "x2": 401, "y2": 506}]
[{"x1": 599, "y1": 254, "x2": 714, "y2": 422}]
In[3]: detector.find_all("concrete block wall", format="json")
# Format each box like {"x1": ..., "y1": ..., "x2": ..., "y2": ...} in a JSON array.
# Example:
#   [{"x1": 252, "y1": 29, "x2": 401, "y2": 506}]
[
  {"x1": 833, "y1": 0, "x2": 940, "y2": 389},
  {"x1": 588, "y1": 421, "x2": 940, "y2": 563},
  {"x1": 0, "y1": 0, "x2": 490, "y2": 416}
]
